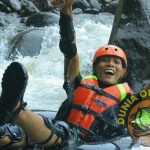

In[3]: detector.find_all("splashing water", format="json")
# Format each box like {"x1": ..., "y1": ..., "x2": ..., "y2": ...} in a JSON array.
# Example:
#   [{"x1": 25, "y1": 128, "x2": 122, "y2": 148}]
[{"x1": 0, "y1": 13, "x2": 113, "y2": 110}]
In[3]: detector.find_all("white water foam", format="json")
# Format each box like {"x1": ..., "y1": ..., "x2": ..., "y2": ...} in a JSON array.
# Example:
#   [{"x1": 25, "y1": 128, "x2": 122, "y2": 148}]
[{"x1": 0, "y1": 13, "x2": 113, "y2": 110}]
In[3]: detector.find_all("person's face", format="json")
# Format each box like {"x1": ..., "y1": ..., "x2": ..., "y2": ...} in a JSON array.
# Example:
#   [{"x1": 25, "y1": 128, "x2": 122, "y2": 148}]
[{"x1": 95, "y1": 56, "x2": 126, "y2": 85}]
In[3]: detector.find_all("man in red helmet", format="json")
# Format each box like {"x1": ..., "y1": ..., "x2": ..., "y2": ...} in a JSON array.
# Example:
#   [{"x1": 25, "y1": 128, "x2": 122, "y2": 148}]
[
  {"x1": 54, "y1": 0, "x2": 133, "y2": 143},
  {"x1": 0, "y1": 0, "x2": 135, "y2": 149}
]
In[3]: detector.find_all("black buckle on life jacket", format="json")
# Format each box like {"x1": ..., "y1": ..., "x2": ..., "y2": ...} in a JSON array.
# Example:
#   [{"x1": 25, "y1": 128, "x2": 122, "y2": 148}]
[
  {"x1": 72, "y1": 104, "x2": 102, "y2": 120},
  {"x1": 81, "y1": 105, "x2": 88, "y2": 112},
  {"x1": 72, "y1": 104, "x2": 119, "y2": 128}
]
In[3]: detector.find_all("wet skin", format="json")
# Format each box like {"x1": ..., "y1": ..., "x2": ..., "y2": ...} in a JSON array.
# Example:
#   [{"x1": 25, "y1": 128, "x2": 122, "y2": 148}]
[{"x1": 95, "y1": 56, "x2": 126, "y2": 85}]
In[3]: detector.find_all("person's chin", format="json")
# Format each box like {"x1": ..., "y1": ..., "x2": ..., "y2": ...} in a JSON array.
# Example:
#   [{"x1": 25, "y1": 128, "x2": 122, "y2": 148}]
[{"x1": 101, "y1": 78, "x2": 116, "y2": 86}]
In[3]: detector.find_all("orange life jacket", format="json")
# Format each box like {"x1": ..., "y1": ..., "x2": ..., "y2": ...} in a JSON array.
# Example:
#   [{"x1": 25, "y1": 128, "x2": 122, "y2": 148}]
[{"x1": 67, "y1": 75, "x2": 133, "y2": 134}]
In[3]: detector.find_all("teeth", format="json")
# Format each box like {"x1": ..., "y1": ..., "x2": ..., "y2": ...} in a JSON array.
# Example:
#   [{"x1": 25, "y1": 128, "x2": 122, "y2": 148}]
[{"x1": 104, "y1": 69, "x2": 115, "y2": 75}]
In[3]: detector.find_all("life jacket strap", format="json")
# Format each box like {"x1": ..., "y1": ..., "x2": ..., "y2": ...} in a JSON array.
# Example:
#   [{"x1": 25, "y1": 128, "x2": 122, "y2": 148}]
[
  {"x1": 71, "y1": 104, "x2": 119, "y2": 128},
  {"x1": 80, "y1": 84, "x2": 120, "y2": 103},
  {"x1": 37, "y1": 131, "x2": 54, "y2": 145}
]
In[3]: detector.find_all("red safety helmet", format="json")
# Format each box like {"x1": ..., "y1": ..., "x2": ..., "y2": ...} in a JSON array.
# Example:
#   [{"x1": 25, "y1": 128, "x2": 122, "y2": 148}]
[{"x1": 93, "y1": 45, "x2": 127, "y2": 68}]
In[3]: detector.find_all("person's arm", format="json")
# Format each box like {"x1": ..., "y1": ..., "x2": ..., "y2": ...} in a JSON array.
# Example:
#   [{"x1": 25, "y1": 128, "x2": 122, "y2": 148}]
[{"x1": 58, "y1": 1, "x2": 80, "y2": 83}]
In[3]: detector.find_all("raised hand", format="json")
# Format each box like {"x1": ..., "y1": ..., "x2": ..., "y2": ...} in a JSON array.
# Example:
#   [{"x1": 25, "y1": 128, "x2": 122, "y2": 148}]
[{"x1": 51, "y1": 0, "x2": 74, "y2": 9}]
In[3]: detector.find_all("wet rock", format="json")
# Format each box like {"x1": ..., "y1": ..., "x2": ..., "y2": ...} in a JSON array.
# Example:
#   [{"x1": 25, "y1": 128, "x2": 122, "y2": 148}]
[
  {"x1": 0, "y1": 0, "x2": 118, "y2": 15},
  {"x1": 73, "y1": 0, "x2": 104, "y2": 13},
  {"x1": 20, "y1": 0, "x2": 39, "y2": 16},
  {"x1": 0, "y1": 1, "x2": 11, "y2": 13},
  {"x1": 2, "y1": 0, "x2": 21, "y2": 12},
  {"x1": 25, "y1": 12, "x2": 59, "y2": 27},
  {"x1": 33, "y1": 0, "x2": 52, "y2": 11},
  {"x1": 7, "y1": 29, "x2": 45, "y2": 60},
  {"x1": 84, "y1": 8, "x2": 100, "y2": 14},
  {"x1": 73, "y1": 0, "x2": 90, "y2": 11},
  {"x1": 88, "y1": 0, "x2": 103, "y2": 11},
  {"x1": 109, "y1": 0, "x2": 150, "y2": 91},
  {"x1": 105, "y1": 0, "x2": 119, "y2": 14},
  {"x1": 73, "y1": 8, "x2": 83, "y2": 14}
]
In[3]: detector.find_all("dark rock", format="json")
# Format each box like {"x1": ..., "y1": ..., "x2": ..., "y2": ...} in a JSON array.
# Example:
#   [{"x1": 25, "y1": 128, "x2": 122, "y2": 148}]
[
  {"x1": 0, "y1": 0, "x2": 118, "y2": 15},
  {"x1": 67, "y1": 0, "x2": 119, "y2": 14},
  {"x1": 88, "y1": 0, "x2": 103, "y2": 11},
  {"x1": 84, "y1": 8, "x2": 100, "y2": 14},
  {"x1": 105, "y1": 0, "x2": 119, "y2": 14},
  {"x1": 0, "y1": 1, "x2": 11, "y2": 13},
  {"x1": 73, "y1": 8, "x2": 83, "y2": 14},
  {"x1": 7, "y1": 29, "x2": 45, "y2": 60},
  {"x1": 73, "y1": 0, "x2": 90, "y2": 11},
  {"x1": 109, "y1": 0, "x2": 150, "y2": 91},
  {"x1": 25, "y1": 12, "x2": 59, "y2": 27},
  {"x1": 20, "y1": 0, "x2": 39, "y2": 16},
  {"x1": 2, "y1": 0, "x2": 21, "y2": 12},
  {"x1": 33, "y1": 0, "x2": 52, "y2": 11}
]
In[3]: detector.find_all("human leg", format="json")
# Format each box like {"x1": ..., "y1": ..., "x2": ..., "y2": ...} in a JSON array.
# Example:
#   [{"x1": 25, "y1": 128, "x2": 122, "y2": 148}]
[
  {"x1": 15, "y1": 109, "x2": 63, "y2": 146},
  {"x1": 0, "y1": 62, "x2": 70, "y2": 147}
]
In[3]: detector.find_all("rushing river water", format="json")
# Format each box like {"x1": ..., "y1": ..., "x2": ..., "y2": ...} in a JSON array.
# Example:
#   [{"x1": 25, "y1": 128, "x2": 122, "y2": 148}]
[{"x1": 0, "y1": 13, "x2": 113, "y2": 110}]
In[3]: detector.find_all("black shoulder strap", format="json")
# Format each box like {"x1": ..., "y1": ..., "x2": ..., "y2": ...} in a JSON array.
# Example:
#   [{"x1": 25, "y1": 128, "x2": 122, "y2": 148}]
[
  {"x1": 80, "y1": 84, "x2": 120, "y2": 104},
  {"x1": 71, "y1": 104, "x2": 119, "y2": 128}
]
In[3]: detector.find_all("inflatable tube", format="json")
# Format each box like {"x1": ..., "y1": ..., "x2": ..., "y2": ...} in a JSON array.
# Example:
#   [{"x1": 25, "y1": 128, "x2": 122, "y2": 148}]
[{"x1": 33, "y1": 110, "x2": 141, "y2": 150}]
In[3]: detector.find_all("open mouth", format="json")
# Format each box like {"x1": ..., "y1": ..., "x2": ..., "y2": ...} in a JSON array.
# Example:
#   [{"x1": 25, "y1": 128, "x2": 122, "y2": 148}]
[{"x1": 104, "y1": 69, "x2": 115, "y2": 76}]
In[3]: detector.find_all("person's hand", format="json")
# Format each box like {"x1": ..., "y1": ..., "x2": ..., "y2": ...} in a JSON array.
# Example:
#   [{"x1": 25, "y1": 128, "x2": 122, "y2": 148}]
[
  {"x1": 51, "y1": 0, "x2": 74, "y2": 9},
  {"x1": 51, "y1": 0, "x2": 65, "y2": 8}
]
